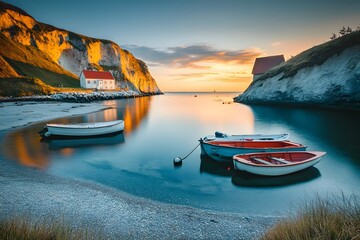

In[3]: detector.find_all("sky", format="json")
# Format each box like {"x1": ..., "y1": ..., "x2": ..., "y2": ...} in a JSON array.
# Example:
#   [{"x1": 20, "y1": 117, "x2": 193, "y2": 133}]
[{"x1": 4, "y1": 0, "x2": 360, "y2": 92}]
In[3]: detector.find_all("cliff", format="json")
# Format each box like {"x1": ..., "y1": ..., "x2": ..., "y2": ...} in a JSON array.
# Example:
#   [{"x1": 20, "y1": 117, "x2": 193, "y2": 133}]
[
  {"x1": 234, "y1": 31, "x2": 360, "y2": 107},
  {"x1": 0, "y1": 1, "x2": 161, "y2": 95}
]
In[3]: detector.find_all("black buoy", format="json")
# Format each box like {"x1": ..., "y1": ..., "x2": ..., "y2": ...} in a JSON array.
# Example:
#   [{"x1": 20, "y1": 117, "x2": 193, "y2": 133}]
[
  {"x1": 173, "y1": 142, "x2": 200, "y2": 167},
  {"x1": 173, "y1": 157, "x2": 183, "y2": 166}
]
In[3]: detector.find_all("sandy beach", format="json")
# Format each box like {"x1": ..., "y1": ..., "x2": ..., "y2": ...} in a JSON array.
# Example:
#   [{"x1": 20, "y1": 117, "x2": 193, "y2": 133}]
[{"x1": 0, "y1": 101, "x2": 278, "y2": 239}]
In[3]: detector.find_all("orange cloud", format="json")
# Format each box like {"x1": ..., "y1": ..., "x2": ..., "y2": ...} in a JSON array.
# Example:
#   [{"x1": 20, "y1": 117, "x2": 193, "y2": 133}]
[
  {"x1": 124, "y1": 44, "x2": 263, "y2": 69},
  {"x1": 124, "y1": 44, "x2": 263, "y2": 92}
]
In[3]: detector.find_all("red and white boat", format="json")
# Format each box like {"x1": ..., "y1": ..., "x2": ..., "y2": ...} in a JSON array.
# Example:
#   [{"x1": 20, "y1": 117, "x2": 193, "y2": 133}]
[
  {"x1": 233, "y1": 151, "x2": 326, "y2": 176},
  {"x1": 200, "y1": 139, "x2": 306, "y2": 162}
]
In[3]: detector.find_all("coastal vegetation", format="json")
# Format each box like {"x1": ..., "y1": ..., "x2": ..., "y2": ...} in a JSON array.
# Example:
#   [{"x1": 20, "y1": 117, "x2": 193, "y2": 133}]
[
  {"x1": 0, "y1": 217, "x2": 103, "y2": 240},
  {"x1": 330, "y1": 25, "x2": 360, "y2": 40},
  {"x1": 262, "y1": 194, "x2": 360, "y2": 240},
  {"x1": 0, "y1": 77, "x2": 94, "y2": 97},
  {"x1": 0, "y1": 77, "x2": 56, "y2": 96}
]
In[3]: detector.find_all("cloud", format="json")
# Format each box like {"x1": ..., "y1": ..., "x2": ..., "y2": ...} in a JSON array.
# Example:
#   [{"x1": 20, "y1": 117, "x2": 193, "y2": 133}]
[
  {"x1": 168, "y1": 71, "x2": 251, "y2": 83},
  {"x1": 170, "y1": 72, "x2": 220, "y2": 81},
  {"x1": 124, "y1": 44, "x2": 262, "y2": 69},
  {"x1": 271, "y1": 41, "x2": 281, "y2": 46}
]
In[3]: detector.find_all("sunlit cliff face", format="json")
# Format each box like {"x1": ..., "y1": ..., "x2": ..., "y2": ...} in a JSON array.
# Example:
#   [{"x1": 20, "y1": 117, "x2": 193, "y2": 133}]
[{"x1": 0, "y1": 7, "x2": 161, "y2": 94}]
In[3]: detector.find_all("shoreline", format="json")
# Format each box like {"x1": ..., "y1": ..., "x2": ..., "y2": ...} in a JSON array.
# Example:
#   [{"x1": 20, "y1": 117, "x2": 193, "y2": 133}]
[
  {"x1": 0, "y1": 90, "x2": 163, "y2": 103},
  {"x1": 0, "y1": 101, "x2": 279, "y2": 239},
  {"x1": 234, "y1": 97, "x2": 360, "y2": 112}
]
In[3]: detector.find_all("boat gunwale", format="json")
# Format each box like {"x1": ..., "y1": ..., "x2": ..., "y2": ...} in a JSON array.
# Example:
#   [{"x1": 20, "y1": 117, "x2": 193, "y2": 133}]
[
  {"x1": 200, "y1": 140, "x2": 306, "y2": 150},
  {"x1": 204, "y1": 133, "x2": 289, "y2": 141},
  {"x1": 233, "y1": 151, "x2": 326, "y2": 168},
  {"x1": 46, "y1": 120, "x2": 123, "y2": 129}
]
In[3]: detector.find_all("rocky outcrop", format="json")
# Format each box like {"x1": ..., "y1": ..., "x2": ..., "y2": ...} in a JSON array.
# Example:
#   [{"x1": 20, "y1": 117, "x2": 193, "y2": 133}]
[
  {"x1": 235, "y1": 31, "x2": 360, "y2": 107},
  {"x1": 0, "y1": 2, "x2": 161, "y2": 94}
]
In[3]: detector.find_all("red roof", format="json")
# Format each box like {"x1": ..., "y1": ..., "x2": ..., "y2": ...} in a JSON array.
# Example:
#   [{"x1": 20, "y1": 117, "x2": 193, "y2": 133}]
[
  {"x1": 252, "y1": 55, "x2": 285, "y2": 75},
  {"x1": 81, "y1": 70, "x2": 114, "y2": 80}
]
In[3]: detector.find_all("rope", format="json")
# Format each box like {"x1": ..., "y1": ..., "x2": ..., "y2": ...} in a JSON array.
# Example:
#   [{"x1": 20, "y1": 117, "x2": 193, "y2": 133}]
[{"x1": 179, "y1": 142, "x2": 200, "y2": 161}]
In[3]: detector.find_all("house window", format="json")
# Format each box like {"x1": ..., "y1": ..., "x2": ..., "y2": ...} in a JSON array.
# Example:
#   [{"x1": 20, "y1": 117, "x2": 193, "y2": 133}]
[
  {"x1": 87, "y1": 80, "x2": 90, "y2": 84},
  {"x1": 93, "y1": 81, "x2": 96, "y2": 84}
]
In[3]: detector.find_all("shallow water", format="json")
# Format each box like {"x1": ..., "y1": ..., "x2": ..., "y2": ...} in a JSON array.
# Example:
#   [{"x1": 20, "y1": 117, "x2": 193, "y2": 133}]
[{"x1": 2, "y1": 92, "x2": 360, "y2": 215}]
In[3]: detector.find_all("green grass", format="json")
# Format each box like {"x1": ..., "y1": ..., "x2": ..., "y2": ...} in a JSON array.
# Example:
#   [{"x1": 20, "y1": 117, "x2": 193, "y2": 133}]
[
  {"x1": 257, "y1": 30, "x2": 360, "y2": 82},
  {"x1": 0, "y1": 33, "x2": 80, "y2": 90},
  {"x1": 0, "y1": 77, "x2": 93, "y2": 97},
  {"x1": 0, "y1": 34, "x2": 71, "y2": 76},
  {"x1": 0, "y1": 77, "x2": 56, "y2": 97},
  {"x1": 5, "y1": 59, "x2": 80, "y2": 88},
  {"x1": 0, "y1": 217, "x2": 103, "y2": 240},
  {"x1": 262, "y1": 194, "x2": 360, "y2": 240}
]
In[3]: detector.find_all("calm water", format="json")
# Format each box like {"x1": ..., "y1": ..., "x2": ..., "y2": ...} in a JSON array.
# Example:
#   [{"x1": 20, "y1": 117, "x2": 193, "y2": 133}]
[{"x1": 2, "y1": 92, "x2": 360, "y2": 216}]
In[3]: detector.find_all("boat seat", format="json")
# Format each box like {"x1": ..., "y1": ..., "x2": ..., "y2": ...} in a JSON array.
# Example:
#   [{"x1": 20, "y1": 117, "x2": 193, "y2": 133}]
[
  {"x1": 269, "y1": 157, "x2": 291, "y2": 164},
  {"x1": 251, "y1": 157, "x2": 274, "y2": 165}
]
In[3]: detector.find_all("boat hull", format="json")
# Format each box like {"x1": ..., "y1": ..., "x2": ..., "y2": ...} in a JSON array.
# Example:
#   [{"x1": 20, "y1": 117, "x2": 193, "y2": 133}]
[
  {"x1": 233, "y1": 151, "x2": 325, "y2": 176},
  {"x1": 200, "y1": 140, "x2": 306, "y2": 162},
  {"x1": 45, "y1": 133, "x2": 125, "y2": 149},
  {"x1": 45, "y1": 120, "x2": 124, "y2": 137}
]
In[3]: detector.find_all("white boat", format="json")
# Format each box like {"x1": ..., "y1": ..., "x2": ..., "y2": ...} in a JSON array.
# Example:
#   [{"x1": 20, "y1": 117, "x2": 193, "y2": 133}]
[
  {"x1": 233, "y1": 151, "x2": 326, "y2": 176},
  {"x1": 203, "y1": 132, "x2": 289, "y2": 142},
  {"x1": 200, "y1": 139, "x2": 306, "y2": 162},
  {"x1": 41, "y1": 120, "x2": 124, "y2": 137}
]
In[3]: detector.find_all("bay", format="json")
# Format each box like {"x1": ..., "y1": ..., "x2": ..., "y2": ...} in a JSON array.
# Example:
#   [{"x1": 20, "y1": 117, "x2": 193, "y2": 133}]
[{"x1": 2, "y1": 92, "x2": 360, "y2": 215}]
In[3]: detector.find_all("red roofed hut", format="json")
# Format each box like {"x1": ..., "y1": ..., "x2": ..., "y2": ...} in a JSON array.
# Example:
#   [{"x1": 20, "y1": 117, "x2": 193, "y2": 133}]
[
  {"x1": 252, "y1": 55, "x2": 285, "y2": 81},
  {"x1": 79, "y1": 70, "x2": 116, "y2": 90}
]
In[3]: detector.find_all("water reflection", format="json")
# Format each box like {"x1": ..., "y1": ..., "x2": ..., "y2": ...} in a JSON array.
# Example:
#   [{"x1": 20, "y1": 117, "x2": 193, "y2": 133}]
[
  {"x1": 4, "y1": 128, "x2": 50, "y2": 169},
  {"x1": 47, "y1": 97, "x2": 152, "y2": 135},
  {"x1": 2, "y1": 97, "x2": 151, "y2": 169},
  {"x1": 199, "y1": 154, "x2": 233, "y2": 177},
  {"x1": 43, "y1": 133, "x2": 125, "y2": 150},
  {"x1": 231, "y1": 167, "x2": 321, "y2": 188},
  {"x1": 200, "y1": 154, "x2": 321, "y2": 187}
]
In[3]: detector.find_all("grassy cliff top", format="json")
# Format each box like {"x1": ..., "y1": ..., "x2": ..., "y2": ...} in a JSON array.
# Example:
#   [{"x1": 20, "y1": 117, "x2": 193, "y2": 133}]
[{"x1": 257, "y1": 30, "x2": 360, "y2": 81}]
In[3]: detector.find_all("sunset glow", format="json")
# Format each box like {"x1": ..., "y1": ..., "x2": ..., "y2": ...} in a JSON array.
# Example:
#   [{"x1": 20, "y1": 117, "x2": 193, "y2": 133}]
[{"x1": 5, "y1": 0, "x2": 360, "y2": 92}]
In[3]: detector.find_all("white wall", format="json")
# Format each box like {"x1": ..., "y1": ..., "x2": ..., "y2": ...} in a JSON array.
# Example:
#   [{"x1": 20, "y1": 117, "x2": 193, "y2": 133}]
[
  {"x1": 81, "y1": 78, "x2": 115, "y2": 90},
  {"x1": 79, "y1": 72, "x2": 115, "y2": 89}
]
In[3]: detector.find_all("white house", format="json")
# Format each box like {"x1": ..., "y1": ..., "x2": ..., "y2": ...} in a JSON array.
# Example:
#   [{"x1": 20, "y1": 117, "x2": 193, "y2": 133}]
[
  {"x1": 79, "y1": 70, "x2": 116, "y2": 90},
  {"x1": 252, "y1": 55, "x2": 285, "y2": 81}
]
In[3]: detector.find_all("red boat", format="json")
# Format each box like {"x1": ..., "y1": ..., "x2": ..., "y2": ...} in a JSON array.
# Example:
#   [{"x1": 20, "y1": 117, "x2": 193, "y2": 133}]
[
  {"x1": 233, "y1": 151, "x2": 326, "y2": 176},
  {"x1": 200, "y1": 139, "x2": 307, "y2": 162}
]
